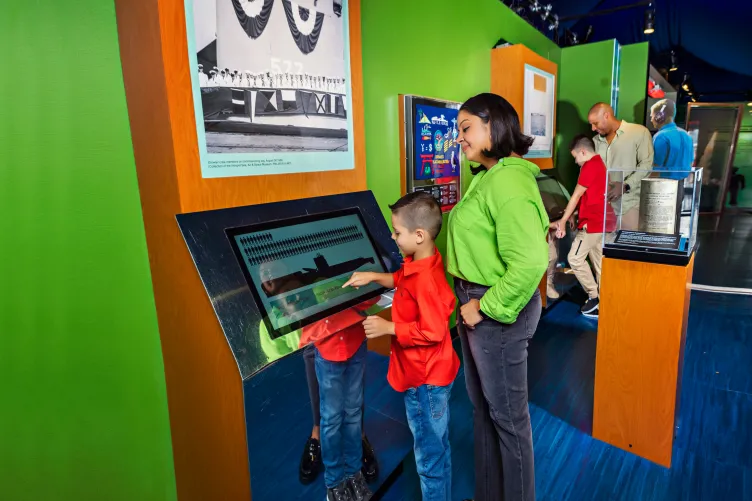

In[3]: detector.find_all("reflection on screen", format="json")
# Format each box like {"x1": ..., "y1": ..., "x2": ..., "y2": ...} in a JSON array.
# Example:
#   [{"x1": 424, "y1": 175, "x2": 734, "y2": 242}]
[
  {"x1": 228, "y1": 210, "x2": 388, "y2": 336},
  {"x1": 536, "y1": 175, "x2": 569, "y2": 220}
]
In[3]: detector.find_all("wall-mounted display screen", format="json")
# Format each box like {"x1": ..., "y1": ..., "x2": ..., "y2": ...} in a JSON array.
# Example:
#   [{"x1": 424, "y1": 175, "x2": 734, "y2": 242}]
[
  {"x1": 403, "y1": 95, "x2": 462, "y2": 212},
  {"x1": 226, "y1": 208, "x2": 389, "y2": 339}
]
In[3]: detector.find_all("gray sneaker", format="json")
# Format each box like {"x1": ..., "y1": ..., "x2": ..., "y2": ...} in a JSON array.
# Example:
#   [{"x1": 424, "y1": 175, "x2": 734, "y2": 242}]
[
  {"x1": 347, "y1": 471, "x2": 373, "y2": 501},
  {"x1": 327, "y1": 481, "x2": 353, "y2": 501}
]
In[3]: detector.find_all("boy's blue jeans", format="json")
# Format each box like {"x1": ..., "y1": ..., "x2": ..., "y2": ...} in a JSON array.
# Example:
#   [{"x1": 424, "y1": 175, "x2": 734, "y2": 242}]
[
  {"x1": 404, "y1": 382, "x2": 454, "y2": 501},
  {"x1": 314, "y1": 341, "x2": 367, "y2": 489}
]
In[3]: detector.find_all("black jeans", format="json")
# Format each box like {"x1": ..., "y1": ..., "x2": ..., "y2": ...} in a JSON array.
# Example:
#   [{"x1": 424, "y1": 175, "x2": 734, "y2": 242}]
[
  {"x1": 303, "y1": 344, "x2": 365, "y2": 429},
  {"x1": 455, "y1": 279, "x2": 541, "y2": 501}
]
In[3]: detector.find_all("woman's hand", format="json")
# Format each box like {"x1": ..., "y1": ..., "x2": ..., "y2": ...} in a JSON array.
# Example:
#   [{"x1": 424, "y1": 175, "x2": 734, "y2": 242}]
[{"x1": 460, "y1": 299, "x2": 484, "y2": 329}]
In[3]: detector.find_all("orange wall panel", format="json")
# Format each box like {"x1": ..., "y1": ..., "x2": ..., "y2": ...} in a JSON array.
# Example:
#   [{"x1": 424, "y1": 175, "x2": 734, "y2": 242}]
[
  {"x1": 491, "y1": 44, "x2": 558, "y2": 171},
  {"x1": 115, "y1": 0, "x2": 366, "y2": 499}
]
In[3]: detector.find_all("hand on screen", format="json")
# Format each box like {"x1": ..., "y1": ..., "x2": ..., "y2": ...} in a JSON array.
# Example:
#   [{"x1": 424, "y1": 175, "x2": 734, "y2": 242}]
[
  {"x1": 343, "y1": 272, "x2": 373, "y2": 289},
  {"x1": 363, "y1": 315, "x2": 395, "y2": 339}
]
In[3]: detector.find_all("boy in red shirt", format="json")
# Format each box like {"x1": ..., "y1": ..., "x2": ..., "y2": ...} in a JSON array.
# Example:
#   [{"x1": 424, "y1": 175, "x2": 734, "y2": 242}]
[
  {"x1": 551, "y1": 134, "x2": 616, "y2": 319},
  {"x1": 343, "y1": 191, "x2": 459, "y2": 501}
]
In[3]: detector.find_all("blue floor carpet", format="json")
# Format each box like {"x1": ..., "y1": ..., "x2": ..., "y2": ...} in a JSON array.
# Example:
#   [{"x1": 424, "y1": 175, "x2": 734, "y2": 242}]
[{"x1": 381, "y1": 291, "x2": 752, "y2": 501}]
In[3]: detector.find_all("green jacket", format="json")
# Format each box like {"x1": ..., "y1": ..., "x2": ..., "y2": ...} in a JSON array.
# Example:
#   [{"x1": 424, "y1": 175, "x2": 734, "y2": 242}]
[{"x1": 447, "y1": 157, "x2": 549, "y2": 323}]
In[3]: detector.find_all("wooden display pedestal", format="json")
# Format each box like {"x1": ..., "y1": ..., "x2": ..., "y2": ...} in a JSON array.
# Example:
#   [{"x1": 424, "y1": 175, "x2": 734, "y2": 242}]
[{"x1": 593, "y1": 255, "x2": 695, "y2": 468}]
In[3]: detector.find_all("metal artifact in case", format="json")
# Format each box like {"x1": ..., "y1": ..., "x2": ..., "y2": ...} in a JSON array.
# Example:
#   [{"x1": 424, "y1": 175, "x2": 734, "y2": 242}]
[{"x1": 603, "y1": 167, "x2": 703, "y2": 266}]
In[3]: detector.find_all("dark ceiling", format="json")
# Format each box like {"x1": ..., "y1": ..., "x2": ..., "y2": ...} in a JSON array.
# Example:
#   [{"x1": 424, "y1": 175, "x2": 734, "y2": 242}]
[{"x1": 508, "y1": 0, "x2": 752, "y2": 102}]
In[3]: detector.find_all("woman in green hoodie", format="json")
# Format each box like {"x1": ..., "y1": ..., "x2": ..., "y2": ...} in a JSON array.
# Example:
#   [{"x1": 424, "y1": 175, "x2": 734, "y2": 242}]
[{"x1": 448, "y1": 93, "x2": 548, "y2": 501}]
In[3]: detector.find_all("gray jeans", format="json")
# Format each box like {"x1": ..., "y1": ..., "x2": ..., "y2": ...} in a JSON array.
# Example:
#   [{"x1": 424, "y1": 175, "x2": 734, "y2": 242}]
[{"x1": 455, "y1": 279, "x2": 541, "y2": 501}]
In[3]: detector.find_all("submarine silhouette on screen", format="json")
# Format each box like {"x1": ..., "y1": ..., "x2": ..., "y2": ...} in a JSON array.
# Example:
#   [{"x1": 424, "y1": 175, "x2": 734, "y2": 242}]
[{"x1": 262, "y1": 254, "x2": 375, "y2": 298}]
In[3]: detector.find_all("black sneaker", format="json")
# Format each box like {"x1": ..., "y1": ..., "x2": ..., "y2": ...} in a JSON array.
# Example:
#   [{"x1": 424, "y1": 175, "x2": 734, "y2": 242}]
[
  {"x1": 299, "y1": 437, "x2": 321, "y2": 484},
  {"x1": 581, "y1": 297, "x2": 599, "y2": 319},
  {"x1": 581, "y1": 297, "x2": 599, "y2": 315},
  {"x1": 327, "y1": 481, "x2": 354, "y2": 501},
  {"x1": 361, "y1": 436, "x2": 378, "y2": 483},
  {"x1": 347, "y1": 471, "x2": 373, "y2": 501}
]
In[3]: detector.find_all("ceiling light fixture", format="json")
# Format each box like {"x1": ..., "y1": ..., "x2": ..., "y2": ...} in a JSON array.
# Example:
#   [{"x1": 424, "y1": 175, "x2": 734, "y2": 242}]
[
  {"x1": 644, "y1": 4, "x2": 655, "y2": 34},
  {"x1": 670, "y1": 50, "x2": 678, "y2": 71}
]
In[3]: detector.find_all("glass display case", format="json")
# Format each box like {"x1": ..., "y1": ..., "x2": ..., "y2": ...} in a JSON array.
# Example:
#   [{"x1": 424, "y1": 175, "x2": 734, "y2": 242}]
[
  {"x1": 684, "y1": 103, "x2": 744, "y2": 214},
  {"x1": 603, "y1": 168, "x2": 703, "y2": 265}
]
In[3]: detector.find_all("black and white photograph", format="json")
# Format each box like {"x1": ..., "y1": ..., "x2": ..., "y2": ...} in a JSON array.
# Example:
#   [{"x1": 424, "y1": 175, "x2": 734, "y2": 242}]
[
  {"x1": 191, "y1": 0, "x2": 350, "y2": 154},
  {"x1": 530, "y1": 112, "x2": 546, "y2": 137}
]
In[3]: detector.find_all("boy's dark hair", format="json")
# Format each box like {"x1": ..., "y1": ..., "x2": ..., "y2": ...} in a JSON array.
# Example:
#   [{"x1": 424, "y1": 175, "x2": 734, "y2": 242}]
[
  {"x1": 460, "y1": 93, "x2": 535, "y2": 175},
  {"x1": 388, "y1": 191, "x2": 443, "y2": 239},
  {"x1": 569, "y1": 134, "x2": 596, "y2": 153}
]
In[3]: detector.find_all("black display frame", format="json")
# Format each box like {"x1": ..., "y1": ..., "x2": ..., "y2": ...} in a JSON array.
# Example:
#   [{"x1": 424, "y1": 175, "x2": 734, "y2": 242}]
[{"x1": 225, "y1": 207, "x2": 390, "y2": 339}]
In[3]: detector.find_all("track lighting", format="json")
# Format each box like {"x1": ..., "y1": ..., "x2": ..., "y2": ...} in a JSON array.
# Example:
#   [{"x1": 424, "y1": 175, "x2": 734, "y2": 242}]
[
  {"x1": 670, "y1": 50, "x2": 678, "y2": 71},
  {"x1": 681, "y1": 73, "x2": 690, "y2": 92},
  {"x1": 644, "y1": 4, "x2": 655, "y2": 34}
]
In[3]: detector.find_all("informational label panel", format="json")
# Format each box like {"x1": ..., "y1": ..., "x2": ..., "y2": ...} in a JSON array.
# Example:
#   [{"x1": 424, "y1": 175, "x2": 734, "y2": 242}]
[
  {"x1": 612, "y1": 230, "x2": 681, "y2": 250},
  {"x1": 226, "y1": 209, "x2": 388, "y2": 338},
  {"x1": 184, "y1": 0, "x2": 355, "y2": 178},
  {"x1": 523, "y1": 64, "x2": 555, "y2": 159}
]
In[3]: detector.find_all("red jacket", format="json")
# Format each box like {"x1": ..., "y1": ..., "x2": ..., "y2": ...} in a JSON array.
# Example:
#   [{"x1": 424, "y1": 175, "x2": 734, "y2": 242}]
[{"x1": 388, "y1": 250, "x2": 459, "y2": 392}]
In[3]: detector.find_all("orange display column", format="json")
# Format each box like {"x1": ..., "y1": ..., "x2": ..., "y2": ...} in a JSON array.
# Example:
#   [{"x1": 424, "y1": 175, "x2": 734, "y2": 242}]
[
  {"x1": 593, "y1": 256, "x2": 695, "y2": 468},
  {"x1": 114, "y1": 0, "x2": 367, "y2": 499}
]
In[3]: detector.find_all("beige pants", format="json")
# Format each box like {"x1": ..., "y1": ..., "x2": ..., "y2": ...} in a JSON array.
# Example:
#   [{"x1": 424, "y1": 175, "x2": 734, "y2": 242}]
[
  {"x1": 568, "y1": 228, "x2": 603, "y2": 299},
  {"x1": 546, "y1": 234, "x2": 559, "y2": 299}
]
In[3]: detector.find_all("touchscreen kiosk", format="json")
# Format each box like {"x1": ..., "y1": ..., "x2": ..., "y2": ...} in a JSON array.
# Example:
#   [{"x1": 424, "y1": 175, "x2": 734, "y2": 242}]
[
  {"x1": 176, "y1": 191, "x2": 414, "y2": 501},
  {"x1": 536, "y1": 173, "x2": 570, "y2": 221},
  {"x1": 401, "y1": 95, "x2": 463, "y2": 212},
  {"x1": 176, "y1": 190, "x2": 401, "y2": 378},
  {"x1": 226, "y1": 208, "x2": 390, "y2": 340}
]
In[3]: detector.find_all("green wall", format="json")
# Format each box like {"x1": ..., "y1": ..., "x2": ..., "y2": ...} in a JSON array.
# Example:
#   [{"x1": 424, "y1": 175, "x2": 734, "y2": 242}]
[
  {"x1": 361, "y1": 0, "x2": 561, "y2": 253},
  {"x1": 553, "y1": 41, "x2": 648, "y2": 190},
  {"x1": 618, "y1": 42, "x2": 650, "y2": 125},
  {"x1": 0, "y1": 2, "x2": 177, "y2": 500},
  {"x1": 556, "y1": 40, "x2": 617, "y2": 190}
]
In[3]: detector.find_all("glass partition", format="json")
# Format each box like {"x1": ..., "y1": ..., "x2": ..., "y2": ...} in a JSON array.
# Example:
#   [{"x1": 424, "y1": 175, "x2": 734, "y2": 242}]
[{"x1": 685, "y1": 103, "x2": 743, "y2": 214}]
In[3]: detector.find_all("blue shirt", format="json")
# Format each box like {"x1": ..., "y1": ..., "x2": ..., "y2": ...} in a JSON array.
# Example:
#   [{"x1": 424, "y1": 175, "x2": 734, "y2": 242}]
[{"x1": 653, "y1": 122, "x2": 694, "y2": 180}]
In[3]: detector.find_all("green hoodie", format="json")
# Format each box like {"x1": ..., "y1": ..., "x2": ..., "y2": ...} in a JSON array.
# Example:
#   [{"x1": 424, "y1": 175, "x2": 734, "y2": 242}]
[{"x1": 447, "y1": 157, "x2": 549, "y2": 324}]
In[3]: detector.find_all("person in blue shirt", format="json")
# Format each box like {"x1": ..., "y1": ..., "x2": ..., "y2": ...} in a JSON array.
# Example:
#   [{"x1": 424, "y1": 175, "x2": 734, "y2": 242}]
[{"x1": 650, "y1": 99, "x2": 694, "y2": 180}]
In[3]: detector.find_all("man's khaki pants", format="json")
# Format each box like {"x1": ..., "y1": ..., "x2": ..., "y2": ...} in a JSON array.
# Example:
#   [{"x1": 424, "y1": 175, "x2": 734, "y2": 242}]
[{"x1": 568, "y1": 228, "x2": 603, "y2": 299}]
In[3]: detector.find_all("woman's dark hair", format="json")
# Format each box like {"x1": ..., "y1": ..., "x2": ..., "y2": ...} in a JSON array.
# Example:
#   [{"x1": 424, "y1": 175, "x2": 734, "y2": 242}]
[{"x1": 460, "y1": 93, "x2": 535, "y2": 174}]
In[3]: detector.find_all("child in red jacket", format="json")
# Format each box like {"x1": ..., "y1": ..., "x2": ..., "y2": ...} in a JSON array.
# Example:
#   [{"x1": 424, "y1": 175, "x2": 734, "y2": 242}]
[{"x1": 343, "y1": 191, "x2": 459, "y2": 500}]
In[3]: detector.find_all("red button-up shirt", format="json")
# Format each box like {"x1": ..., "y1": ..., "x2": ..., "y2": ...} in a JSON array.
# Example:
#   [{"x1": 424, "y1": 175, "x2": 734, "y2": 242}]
[{"x1": 388, "y1": 250, "x2": 459, "y2": 392}]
